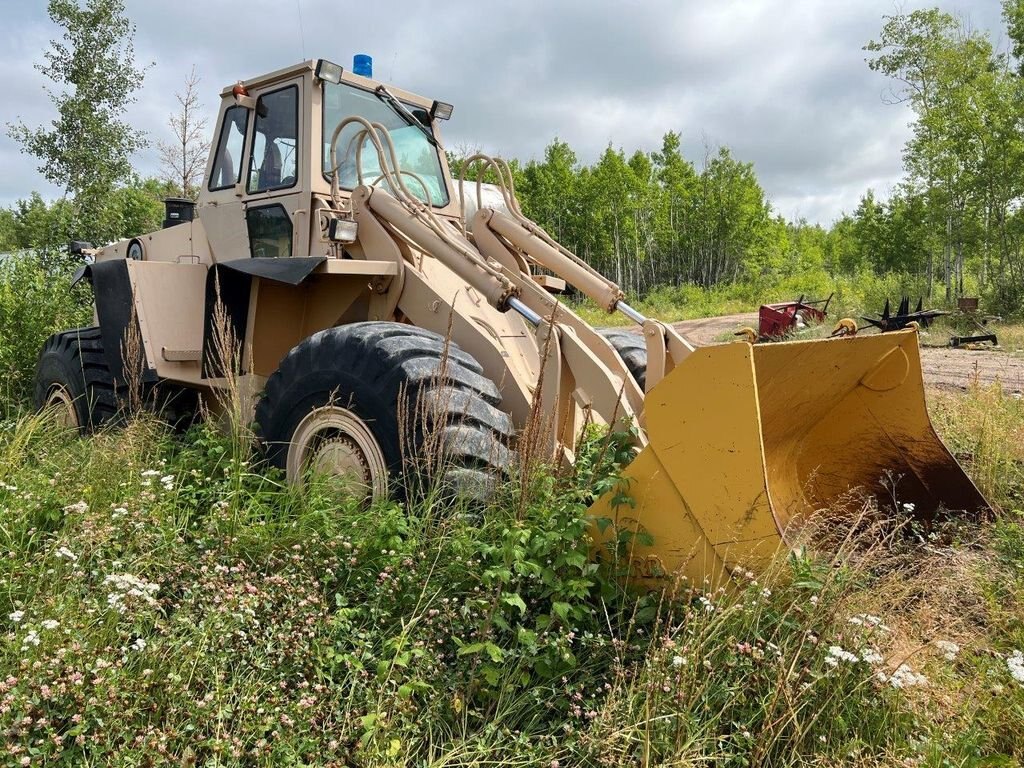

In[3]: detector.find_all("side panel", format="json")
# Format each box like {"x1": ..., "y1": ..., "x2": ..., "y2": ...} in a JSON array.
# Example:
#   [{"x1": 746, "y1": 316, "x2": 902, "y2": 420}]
[
  {"x1": 128, "y1": 261, "x2": 209, "y2": 383},
  {"x1": 99, "y1": 219, "x2": 212, "y2": 265}
]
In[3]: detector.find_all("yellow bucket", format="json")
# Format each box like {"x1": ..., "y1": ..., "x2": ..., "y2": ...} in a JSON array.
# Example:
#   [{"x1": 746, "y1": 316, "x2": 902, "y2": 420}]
[{"x1": 587, "y1": 330, "x2": 988, "y2": 584}]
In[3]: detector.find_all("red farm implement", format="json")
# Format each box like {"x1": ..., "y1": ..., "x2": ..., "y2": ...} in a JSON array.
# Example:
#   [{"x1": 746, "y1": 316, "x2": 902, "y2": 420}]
[{"x1": 758, "y1": 294, "x2": 833, "y2": 340}]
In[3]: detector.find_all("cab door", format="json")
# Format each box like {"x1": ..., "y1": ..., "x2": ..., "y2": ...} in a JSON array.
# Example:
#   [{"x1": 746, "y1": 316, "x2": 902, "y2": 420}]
[
  {"x1": 199, "y1": 100, "x2": 251, "y2": 262},
  {"x1": 242, "y1": 78, "x2": 309, "y2": 261}
]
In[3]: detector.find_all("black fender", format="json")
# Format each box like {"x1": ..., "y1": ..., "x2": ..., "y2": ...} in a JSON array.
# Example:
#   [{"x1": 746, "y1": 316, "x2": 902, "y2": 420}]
[{"x1": 73, "y1": 260, "x2": 154, "y2": 386}]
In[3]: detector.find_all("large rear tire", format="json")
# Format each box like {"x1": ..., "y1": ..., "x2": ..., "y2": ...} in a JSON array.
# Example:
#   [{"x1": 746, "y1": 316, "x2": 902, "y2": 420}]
[
  {"x1": 255, "y1": 322, "x2": 515, "y2": 503},
  {"x1": 33, "y1": 327, "x2": 119, "y2": 432},
  {"x1": 599, "y1": 328, "x2": 648, "y2": 392}
]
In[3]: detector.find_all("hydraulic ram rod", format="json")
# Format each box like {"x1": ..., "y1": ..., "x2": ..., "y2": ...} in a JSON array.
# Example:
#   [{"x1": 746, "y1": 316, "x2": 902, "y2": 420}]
[
  {"x1": 484, "y1": 210, "x2": 624, "y2": 312},
  {"x1": 364, "y1": 188, "x2": 517, "y2": 311}
]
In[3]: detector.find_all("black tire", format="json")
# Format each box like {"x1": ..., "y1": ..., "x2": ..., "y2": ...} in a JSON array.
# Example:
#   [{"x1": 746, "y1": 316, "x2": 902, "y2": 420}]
[
  {"x1": 255, "y1": 322, "x2": 515, "y2": 502},
  {"x1": 599, "y1": 328, "x2": 648, "y2": 392},
  {"x1": 34, "y1": 327, "x2": 119, "y2": 432}
]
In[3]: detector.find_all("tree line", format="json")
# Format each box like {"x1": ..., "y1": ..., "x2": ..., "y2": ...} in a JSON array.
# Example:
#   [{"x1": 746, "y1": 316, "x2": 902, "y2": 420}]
[
  {"x1": 5, "y1": 0, "x2": 1024, "y2": 315},
  {"x1": 455, "y1": 137, "x2": 827, "y2": 299}
]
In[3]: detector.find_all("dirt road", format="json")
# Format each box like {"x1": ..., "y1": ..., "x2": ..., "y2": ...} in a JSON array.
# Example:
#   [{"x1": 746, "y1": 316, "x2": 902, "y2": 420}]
[{"x1": 666, "y1": 312, "x2": 1024, "y2": 394}]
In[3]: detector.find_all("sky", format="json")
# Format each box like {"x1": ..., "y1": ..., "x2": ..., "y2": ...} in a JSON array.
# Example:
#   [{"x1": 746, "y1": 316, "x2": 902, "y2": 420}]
[{"x1": 0, "y1": 0, "x2": 1009, "y2": 226}]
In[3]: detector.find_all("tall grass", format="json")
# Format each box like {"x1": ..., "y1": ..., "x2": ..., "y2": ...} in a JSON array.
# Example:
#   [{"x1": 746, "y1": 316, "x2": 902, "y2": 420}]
[
  {"x1": 0, "y1": 392, "x2": 1022, "y2": 765},
  {"x1": 929, "y1": 382, "x2": 1024, "y2": 510}
]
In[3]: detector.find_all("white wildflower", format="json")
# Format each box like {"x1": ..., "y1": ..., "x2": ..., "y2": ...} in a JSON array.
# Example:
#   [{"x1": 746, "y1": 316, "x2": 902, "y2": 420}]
[
  {"x1": 934, "y1": 640, "x2": 960, "y2": 662},
  {"x1": 8, "y1": 610, "x2": 24, "y2": 623},
  {"x1": 1007, "y1": 650, "x2": 1024, "y2": 684},
  {"x1": 809, "y1": 595, "x2": 819, "y2": 606},
  {"x1": 902, "y1": 502, "x2": 916, "y2": 514},
  {"x1": 130, "y1": 637, "x2": 147, "y2": 652},
  {"x1": 21, "y1": 630, "x2": 40, "y2": 649},
  {"x1": 62, "y1": 500, "x2": 88, "y2": 515},
  {"x1": 40, "y1": 619, "x2": 59, "y2": 631},
  {"x1": 860, "y1": 648, "x2": 884, "y2": 665},
  {"x1": 62, "y1": 499, "x2": 86, "y2": 518},
  {"x1": 698, "y1": 596, "x2": 715, "y2": 613},
  {"x1": 889, "y1": 663, "x2": 927, "y2": 689},
  {"x1": 848, "y1": 614, "x2": 890, "y2": 632},
  {"x1": 672, "y1": 655, "x2": 685, "y2": 668},
  {"x1": 827, "y1": 645, "x2": 859, "y2": 665},
  {"x1": 103, "y1": 573, "x2": 160, "y2": 614},
  {"x1": 55, "y1": 546, "x2": 78, "y2": 562},
  {"x1": 112, "y1": 507, "x2": 128, "y2": 519},
  {"x1": 140, "y1": 470, "x2": 160, "y2": 478}
]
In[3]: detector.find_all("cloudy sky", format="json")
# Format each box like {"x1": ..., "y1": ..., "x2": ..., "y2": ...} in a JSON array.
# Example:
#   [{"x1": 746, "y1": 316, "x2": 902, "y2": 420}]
[{"x1": 0, "y1": 0, "x2": 1008, "y2": 225}]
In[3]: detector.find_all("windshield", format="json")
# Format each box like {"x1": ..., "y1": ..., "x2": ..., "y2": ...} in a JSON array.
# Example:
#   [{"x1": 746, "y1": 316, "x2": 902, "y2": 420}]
[{"x1": 322, "y1": 81, "x2": 449, "y2": 207}]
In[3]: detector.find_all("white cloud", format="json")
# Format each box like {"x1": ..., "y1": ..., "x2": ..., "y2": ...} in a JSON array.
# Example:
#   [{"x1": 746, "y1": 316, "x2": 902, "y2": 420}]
[{"x1": 0, "y1": 0, "x2": 1007, "y2": 224}]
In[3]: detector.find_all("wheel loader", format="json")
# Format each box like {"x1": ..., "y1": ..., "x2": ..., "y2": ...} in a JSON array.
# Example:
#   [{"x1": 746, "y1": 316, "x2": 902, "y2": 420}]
[{"x1": 34, "y1": 57, "x2": 988, "y2": 584}]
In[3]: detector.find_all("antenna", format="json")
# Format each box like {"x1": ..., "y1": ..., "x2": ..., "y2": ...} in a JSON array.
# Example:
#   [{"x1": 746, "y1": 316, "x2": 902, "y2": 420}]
[{"x1": 295, "y1": 0, "x2": 307, "y2": 59}]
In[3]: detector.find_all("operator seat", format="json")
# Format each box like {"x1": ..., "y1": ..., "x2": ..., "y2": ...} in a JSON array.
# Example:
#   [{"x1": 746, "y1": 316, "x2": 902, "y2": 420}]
[{"x1": 259, "y1": 140, "x2": 283, "y2": 189}]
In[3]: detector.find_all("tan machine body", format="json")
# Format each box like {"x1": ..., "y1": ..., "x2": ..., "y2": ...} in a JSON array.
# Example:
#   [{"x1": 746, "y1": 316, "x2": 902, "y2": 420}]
[{"x1": 59, "y1": 58, "x2": 986, "y2": 586}]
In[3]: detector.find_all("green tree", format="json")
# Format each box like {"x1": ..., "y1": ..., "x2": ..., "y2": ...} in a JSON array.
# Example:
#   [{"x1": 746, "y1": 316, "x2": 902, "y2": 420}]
[
  {"x1": 521, "y1": 139, "x2": 580, "y2": 247},
  {"x1": 0, "y1": 209, "x2": 16, "y2": 252},
  {"x1": 651, "y1": 131, "x2": 699, "y2": 285},
  {"x1": 7, "y1": 0, "x2": 149, "y2": 247},
  {"x1": 1004, "y1": 0, "x2": 1024, "y2": 75},
  {"x1": 693, "y1": 146, "x2": 773, "y2": 285},
  {"x1": 866, "y1": 8, "x2": 1024, "y2": 303}
]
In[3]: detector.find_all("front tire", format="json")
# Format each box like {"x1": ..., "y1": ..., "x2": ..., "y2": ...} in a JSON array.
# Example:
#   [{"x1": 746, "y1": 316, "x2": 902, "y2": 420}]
[
  {"x1": 255, "y1": 322, "x2": 515, "y2": 503},
  {"x1": 34, "y1": 327, "x2": 118, "y2": 432},
  {"x1": 599, "y1": 328, "x2": 648, "y2": 392}
]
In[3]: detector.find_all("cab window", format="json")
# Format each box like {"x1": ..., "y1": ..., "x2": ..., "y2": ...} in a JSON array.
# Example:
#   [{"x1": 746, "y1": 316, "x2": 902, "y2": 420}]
[
  {"x1": 209, "y1": 105, "x2": 248, "y2": 191},
  {"x1": 322, "y1": 80, "x2": 449, "y2": 207},
  {"x1": 247, "y1": 204, "x2": 292, "y2": 258},
  {"x1": 248, "y1": 86, "x2": 299, "y2": 194}
]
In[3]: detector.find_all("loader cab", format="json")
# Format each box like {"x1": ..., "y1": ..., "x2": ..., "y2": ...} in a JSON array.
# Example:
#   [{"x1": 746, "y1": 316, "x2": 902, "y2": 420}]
[{"x1": 198, "y1": 58, "x2": 459, "y2": 265}]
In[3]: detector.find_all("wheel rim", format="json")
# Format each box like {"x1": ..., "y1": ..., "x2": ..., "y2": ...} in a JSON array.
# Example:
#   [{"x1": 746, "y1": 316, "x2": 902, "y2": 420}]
[
  {"x1": 286, "y1": 405, "x2": 389, "y2": 501},
  {"x1": 45, "y1": 385, "x2": 80, "y2": 430}
]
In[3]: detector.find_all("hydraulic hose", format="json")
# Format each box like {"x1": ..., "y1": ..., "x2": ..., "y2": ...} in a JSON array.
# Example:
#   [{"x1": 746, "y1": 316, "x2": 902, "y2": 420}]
[{"x1": 326, "y1": 116, "x2": 518, "y2": 307}]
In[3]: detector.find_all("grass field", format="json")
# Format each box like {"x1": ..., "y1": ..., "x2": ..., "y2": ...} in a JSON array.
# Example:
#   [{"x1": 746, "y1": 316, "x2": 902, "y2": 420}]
[
  {"x1": 2, "y1": 254, "x2": 1023, "y2": 765},
  {"x1": 0, "y1": 379, "x2": 1022, "y2": 766}
]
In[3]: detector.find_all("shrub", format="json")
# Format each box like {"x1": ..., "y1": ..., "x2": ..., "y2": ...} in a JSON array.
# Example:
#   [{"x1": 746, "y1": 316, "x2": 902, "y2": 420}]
[{"x1": 0, "y1": 253, "x2": 91, "y2": 416}]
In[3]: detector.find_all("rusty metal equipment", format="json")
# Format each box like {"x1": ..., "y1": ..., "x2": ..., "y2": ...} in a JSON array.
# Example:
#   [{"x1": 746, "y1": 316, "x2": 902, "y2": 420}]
[
  {"x1": 862, "y1": 297, "x2": 946, "y2": 332},
  {"x1": 950, "y1": 334, "x2": 998, "y2": 347},
  {"x1": 757, "y1": 294, "x2": 832, "y2": 340},
  {"x1": 34, "y1": 57, "x2": 990, "y2": 587},
  {"x1": 950, "y1": 296, "x2": 998, "y2": 348}
]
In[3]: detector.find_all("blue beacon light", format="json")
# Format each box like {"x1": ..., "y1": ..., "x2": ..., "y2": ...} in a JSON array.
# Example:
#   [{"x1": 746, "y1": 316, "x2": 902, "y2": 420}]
[{"x1": 353, "y1": 54, "x2": 373, "y2": 77}]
